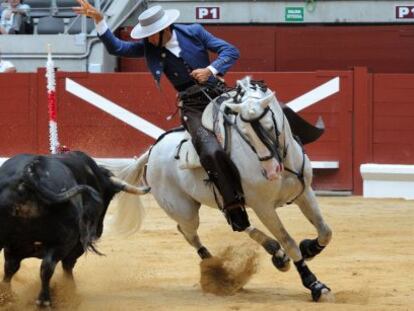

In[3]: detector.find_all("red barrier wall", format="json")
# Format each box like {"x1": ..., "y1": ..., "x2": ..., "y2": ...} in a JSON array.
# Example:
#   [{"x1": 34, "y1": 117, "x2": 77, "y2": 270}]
[
  {"x1": 372, "y1": 74, "x2": 414, "y2": 164},
  {"x1": 118, "y1": 25, "x2": 414, "y2": 73},
  {"x1": 0, "y1": 73, "x2": 38, "y2": 154},
  {"x1": 1, "y1": 69, "x2": 414, "y2": 193}
]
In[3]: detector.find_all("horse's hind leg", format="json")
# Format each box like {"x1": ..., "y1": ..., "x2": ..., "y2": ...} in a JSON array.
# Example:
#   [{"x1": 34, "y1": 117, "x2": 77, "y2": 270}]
[
  {"x1": 155, "y1": 192, "x2": 212, "y2": 260},
  {"x1": 295, "y1": 188, "x2": 332, "y2": 260},
  {"x1": 177, "y1": 222, "x2": 212, "y2": 260}
]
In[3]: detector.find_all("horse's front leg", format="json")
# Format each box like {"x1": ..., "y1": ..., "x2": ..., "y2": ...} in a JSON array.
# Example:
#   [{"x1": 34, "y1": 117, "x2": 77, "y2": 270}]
[
  {"x1": 253, "y1": 206, "x2": 332, "y2": 302},
  {"x1": 294, "y1": 188, "x2": 332, "y2": 260},
  {"x1": 244, "y1": 226, "x2": 290, "y2": 272}
]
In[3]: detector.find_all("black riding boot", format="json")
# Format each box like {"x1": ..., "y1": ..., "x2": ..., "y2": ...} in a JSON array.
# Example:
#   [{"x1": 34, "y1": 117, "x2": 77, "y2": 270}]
[
  {"x1": 182, "y1": 109, "x2": 250, "y2": 232},
  {"x1": 223, "y1": 203, "x2": 250, "y2": 232}
]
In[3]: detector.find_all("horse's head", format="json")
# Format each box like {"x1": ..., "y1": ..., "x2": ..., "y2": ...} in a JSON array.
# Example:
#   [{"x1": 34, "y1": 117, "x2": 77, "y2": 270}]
[{"x1": 226, "y1": 77, "x2": 285, "y2": 181}]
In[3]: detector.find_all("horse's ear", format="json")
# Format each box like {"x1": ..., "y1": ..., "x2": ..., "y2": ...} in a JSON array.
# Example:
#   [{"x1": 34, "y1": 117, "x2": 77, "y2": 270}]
[
  {"x1": 260, "y1": 91, "x2": 275, "y2": 109},
  {"x1": 226, "y1": 103, "x2": 242, "y2": 114}
]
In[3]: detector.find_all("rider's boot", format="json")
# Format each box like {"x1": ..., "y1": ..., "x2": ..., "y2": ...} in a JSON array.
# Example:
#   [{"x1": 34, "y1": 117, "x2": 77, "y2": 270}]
[{"x1": 223, "y1": 203, "x2": 250, "y2": 232}]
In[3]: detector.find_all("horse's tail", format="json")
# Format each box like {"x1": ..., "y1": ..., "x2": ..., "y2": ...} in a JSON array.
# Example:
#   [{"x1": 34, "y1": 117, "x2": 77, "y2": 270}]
[{"x1": 102, "y1": 150, "x2": 150, "y2": 235}]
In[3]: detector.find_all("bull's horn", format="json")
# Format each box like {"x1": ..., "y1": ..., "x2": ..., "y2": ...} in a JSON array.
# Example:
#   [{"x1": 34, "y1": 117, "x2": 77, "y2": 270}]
[{"x1": 110, "y1": 177, "x2": 151, "y2": 195}]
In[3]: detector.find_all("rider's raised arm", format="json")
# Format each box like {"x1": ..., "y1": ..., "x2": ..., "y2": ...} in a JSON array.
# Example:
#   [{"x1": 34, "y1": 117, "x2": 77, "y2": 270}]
[
  {"x1": 74, "y1": 0, "x2": 144, "y2": 58},
  {"x1": 96, "y1": 20, "x2": 145, "y2": 58}
]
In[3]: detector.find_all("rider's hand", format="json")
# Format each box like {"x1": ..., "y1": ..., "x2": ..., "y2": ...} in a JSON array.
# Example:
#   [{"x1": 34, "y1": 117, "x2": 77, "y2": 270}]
[
  {"x1": 190, "y1": 68, "x2": 212, "y2": 84},
  {"x1": 73, "y1": 0, "x2": 104, "y2": 24}
]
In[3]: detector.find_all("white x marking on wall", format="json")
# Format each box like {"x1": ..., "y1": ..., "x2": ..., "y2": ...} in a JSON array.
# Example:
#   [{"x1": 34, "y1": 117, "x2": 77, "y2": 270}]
[{"x1": 65, "y1": 77, "x2": 340, "y2": 140}]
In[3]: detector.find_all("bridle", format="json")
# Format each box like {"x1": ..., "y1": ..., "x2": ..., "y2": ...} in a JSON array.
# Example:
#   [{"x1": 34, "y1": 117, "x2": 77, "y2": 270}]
[
  {"x1": 238, "y1": 105, "x2": 285, "y2": 163},
  {"x1": 230, "y1": 93, "x2": 307, "y2": 203}
]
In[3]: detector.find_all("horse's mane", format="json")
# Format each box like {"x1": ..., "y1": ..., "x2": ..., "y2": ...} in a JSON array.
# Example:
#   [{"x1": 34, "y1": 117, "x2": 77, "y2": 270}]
[{"x1": 233, "y1": 77, "x2": 269, "y2": 104}]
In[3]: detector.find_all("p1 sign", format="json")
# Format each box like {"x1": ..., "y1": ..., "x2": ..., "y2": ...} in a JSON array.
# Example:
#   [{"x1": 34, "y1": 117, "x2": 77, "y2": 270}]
[
  {"x1": 396, "y1": 6, "x2": 414, "y2": 19},
  {"x1": 196, "y1": 7, "x2": 220, "y2": 20}
]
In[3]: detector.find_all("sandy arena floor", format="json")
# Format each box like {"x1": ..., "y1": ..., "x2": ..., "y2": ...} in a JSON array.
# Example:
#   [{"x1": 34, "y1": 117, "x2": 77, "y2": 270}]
[{"x1": 0, "y1": 195, "x2": 413, "y2": 311}]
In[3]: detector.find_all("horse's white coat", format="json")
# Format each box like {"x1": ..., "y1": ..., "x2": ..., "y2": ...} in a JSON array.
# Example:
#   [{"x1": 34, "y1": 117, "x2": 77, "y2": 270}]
[{"x1": 109, "y1": 77, "x2": 332, "y2": 299}]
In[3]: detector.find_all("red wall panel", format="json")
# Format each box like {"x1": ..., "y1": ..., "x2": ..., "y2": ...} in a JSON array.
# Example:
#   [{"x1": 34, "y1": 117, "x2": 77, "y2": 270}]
[
  {"x1": 372, "y1": 74, "x2": 414, "y2": 163},
  {"x1": 352, "y1": 67, "x2": 373, "y2": 195},
  {"x1": 2, "y1": 69, "x2": 414, "y2": 192},
  {"x1": 53, "y1": 72, "x2": 180, "y2": 157},
  {"x1": 118, "y1": 25, "x2": 414, "y2": 74},
  {"x1": 0, "y1": 73, "x2": 38, "y2": 155},
  {"x1": 273, "y1": 26, "x2": 414, "y2": 73}
]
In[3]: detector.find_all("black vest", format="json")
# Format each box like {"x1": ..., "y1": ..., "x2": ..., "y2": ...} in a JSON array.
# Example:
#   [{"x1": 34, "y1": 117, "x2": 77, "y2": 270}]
[{"x1": 160, "y1": 47, "x2": 195, "y2": 92}]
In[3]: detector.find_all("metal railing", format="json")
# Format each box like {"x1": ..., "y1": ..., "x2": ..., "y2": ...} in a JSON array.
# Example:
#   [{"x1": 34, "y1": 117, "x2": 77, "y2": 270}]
[{"x1": 2, "y1": 0, "x2": 146, "y2": 62}]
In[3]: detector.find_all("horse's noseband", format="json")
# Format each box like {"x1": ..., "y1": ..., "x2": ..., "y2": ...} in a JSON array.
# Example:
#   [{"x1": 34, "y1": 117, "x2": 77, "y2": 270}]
[{"x1": 239, "y1": 106, "x2": 270, "y2": 123}]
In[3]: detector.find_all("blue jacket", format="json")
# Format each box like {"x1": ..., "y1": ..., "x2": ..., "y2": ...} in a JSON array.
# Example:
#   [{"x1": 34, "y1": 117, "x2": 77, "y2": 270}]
[{"x1": 99, "y1": 24, "x2": 240, "y2": 83}]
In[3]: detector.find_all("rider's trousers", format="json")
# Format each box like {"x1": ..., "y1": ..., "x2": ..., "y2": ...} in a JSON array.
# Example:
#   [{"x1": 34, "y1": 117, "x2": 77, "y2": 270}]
[
  {"x1": 182, "y1": 108, "x2": 245, "y2": 207},
  {"x1": 179, "y1": 86, "x2": 245, "y2": 208},
  {"x1": 178, "y1": 83, "x2": 250, "y2": 232}
]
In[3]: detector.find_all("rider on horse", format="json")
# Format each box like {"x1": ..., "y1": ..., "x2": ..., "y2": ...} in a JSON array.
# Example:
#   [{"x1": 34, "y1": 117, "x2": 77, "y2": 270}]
[{"x1": 75, "y1": 1, "x2": 250, "y2": 231}]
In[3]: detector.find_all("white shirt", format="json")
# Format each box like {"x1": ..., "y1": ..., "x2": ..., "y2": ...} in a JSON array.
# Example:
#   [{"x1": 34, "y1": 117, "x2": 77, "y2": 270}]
[
  {"x1": 95, "y1": 20, "x2": 218, "y2": 75},
  {"x1": 0, "y1": 10, "x2": 14, "y2": 32},
  {"x1": 0, "y1": 4, "x2": 30, "y2": 33},
  {"x1": 0, "y1": 60, "x2": 15, "y2": 73}
]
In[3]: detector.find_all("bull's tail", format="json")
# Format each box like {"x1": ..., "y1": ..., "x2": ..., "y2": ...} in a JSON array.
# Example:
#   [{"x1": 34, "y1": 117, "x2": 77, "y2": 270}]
[
  {"x1": 23, "y1": 159, "x2": 102, "y2": 206},
  {"x1": 103, "y1": 150, "x2": 149, "y2": 235}
]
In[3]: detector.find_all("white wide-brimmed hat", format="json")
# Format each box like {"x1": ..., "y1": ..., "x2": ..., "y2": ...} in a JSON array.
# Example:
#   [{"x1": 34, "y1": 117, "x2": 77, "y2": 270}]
[{"x1": 131, "y1": 5, "x2": 180, "y2": 39}]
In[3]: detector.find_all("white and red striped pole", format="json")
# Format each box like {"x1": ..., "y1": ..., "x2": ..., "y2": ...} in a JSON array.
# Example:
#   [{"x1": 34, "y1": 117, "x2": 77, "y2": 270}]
[{"x1": 46, "y1": 44, "x2": 60, "y2": 154}]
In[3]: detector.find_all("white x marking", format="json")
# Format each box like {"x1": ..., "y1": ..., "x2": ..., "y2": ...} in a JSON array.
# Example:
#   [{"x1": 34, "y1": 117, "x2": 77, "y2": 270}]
[{"x1": 66, "y1": 76, "x2": 340, "y2": 139}]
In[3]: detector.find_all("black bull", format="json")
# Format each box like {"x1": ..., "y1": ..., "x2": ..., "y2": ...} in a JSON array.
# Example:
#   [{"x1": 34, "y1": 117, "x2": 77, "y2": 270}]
[{"x1": 0, "y1": 151, "x2": 148, "y2": 307}]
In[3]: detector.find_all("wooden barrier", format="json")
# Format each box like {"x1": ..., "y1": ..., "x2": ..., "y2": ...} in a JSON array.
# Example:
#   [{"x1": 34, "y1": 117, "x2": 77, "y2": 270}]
[{"x1": 1, "y1": 68, "x2": 413, "y2": 194}]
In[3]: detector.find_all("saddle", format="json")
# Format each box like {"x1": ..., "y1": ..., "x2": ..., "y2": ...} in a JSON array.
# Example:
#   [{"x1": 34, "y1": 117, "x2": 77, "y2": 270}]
[{"x1": 177, "y1": 91, "x2": 237, "y2": 170}]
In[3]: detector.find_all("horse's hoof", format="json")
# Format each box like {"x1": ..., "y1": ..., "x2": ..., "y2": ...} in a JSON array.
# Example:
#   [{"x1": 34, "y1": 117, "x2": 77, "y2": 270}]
[
  {"x1": 271, "y1": 253, "x2": 290, "y2": 272},
  {"x1": 319, "y1": 288, "x2": 335, "y2": 303},
  {"x1": 310, "y1": 281, "x2": 332, "y2": 302},
  {"x1": 36, "y1": 299, "x2": 51, "y2": 308}
]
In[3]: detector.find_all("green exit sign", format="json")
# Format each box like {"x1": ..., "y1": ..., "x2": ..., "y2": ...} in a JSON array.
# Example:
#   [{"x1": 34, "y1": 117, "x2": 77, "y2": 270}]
[{"x1": 285, "y1": 7, "x2": 304, "y2": 22}]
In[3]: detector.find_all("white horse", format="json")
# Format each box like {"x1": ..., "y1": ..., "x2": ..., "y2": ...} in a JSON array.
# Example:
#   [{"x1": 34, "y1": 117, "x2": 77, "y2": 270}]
[{"x1": 110, "y1": 77, "x2": 333, "y2": 302}]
